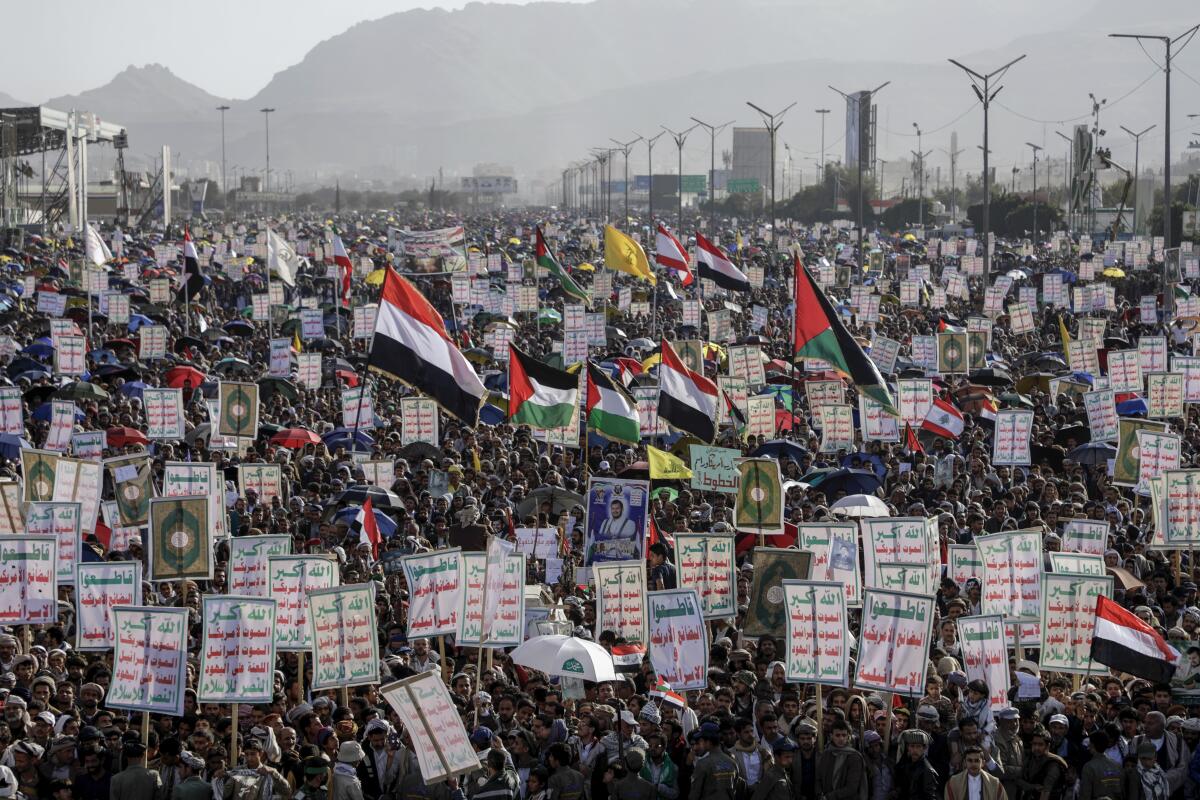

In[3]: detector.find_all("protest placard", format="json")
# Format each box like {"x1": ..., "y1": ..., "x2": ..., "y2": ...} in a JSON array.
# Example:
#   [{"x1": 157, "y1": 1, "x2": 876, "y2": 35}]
[
  {"x1": 197, "y1": 596, "x2": 277, "y2": 703},
  {"x1": 0, "y1": 537, "x2": 57, "y2": 624},
  {"x1": 689, "y1": 445, "x2": 740, "y2": 494},
  {"x1": 380, "y1": 673, "x2": 480, "y2": 784},
  {"x1": 797, "y1": 523, "x2": 862, "y2": 608},
  {"x1": 229, "y1": 535, "x2": 292, "y2": 596},
  {"x1": 106, "y1": 606, "x2": 188, "y2": 716},
  {"x1": 75, "y1": 562, "x2": 141, "y2": 651},
  {"x1": 400, "y1": 549, "x2": 464, "y2": 638},
  {"x1": 854, "y1": 590, "x2": 935, "y2": 695},
  {"x1": 674, "y1": 534, "x2": 737, "y2": 619},
  {"x1": 976, "y1": 531, "x2": 1042, "y2": 621},
  {"x1": 783, "y1": 580, "x2": 849, "y2": 686},
  {"x1": 269, "y1": 556, "x2": 339, "y2": 651},
  {"x1": 400, "y1": 397, "x2": 439, "y2": 445},
  {"x1": 992, "y1": 409, "x2": 1033, "y2": 466},
  {"x1": 646, "y1": 589, "x2": 709, "y2": 691},
  {"x1": 957, "y1": 615, "x2": 1011, "y2": 710},
  {"x1": 309, "y1": 584, "x2": 379, "y2": 689},
  {"x1": 238, "y1": 463, "x2": 283, "y2": 506},
  {"x1": 594, "y1": 560, "x2": 648, "y2": 643},
  {"x1": 1040, "y1": 573, "x2": 1113, "y2": 674},
  {"x1": 143, "y1": 388, "x2": 184, "y2": 440},
  {"x1": 26, "y1": 501, "x2": 79, "y2": 585},
  {"x1": 147, "y1": 497, "x2": 212, "y2": 582},
  {"x1": 162, "y1": 462, "x2": 225, "y2": 540}
]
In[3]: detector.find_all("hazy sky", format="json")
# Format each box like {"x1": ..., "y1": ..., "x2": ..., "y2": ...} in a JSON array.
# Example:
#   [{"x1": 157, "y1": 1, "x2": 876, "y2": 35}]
[{"x1": 7, "y1": 0, "x2": 590, "y2": 102}]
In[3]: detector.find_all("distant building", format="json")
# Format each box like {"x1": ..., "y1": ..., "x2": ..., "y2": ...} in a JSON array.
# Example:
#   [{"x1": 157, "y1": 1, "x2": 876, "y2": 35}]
[{"x1": 731, "y1": 127, "x2": 770, "y2": 198}]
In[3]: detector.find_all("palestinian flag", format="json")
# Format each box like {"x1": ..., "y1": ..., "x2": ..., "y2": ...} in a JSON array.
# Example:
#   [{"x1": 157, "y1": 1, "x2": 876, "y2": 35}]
[
  {"x1": 1091, "y1": 595, "x2": 1179, "y2": 683},
  {"x1": 367, "y1": 266, "x2": 486, "y2": 426},
  {"x1": 723, "y1": 389, "x2": 747, "y2": 433},
  {"x1": 647, "y1": 515, "x2": 675, "y2": 554},
  {"x1": 585, "y1": 361, "x2": 640, "y2": 444},
  {"x1": 537, "y1": 227, "x2": 590, "y2": 306},
  {"x1": 611, "y1": 643, "x2": 646, "y2": 673},
  {"x1": 508, "y1": 344, "x2": 578, "y2": 430},
  {"x1": 650, "y1": 677, "x2": 687, "y2": 708},
  {"x1": 793, "y1": 255, "x2": 896, "y2": 414}
]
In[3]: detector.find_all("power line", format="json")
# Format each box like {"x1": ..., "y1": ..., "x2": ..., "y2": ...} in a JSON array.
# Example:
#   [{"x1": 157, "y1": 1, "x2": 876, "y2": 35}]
[
  {"x1": 882, "y1": 101, "x2": 980, "y2": 137},
  {"x1": 994, "y1": 67, "x2": 1161, "y2": 124}
]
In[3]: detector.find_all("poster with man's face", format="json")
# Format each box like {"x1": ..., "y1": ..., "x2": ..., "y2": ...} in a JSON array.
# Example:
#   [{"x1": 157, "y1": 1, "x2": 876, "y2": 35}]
[{"x1": 584, "y1": 477, "x2": 649, "y2": 566}]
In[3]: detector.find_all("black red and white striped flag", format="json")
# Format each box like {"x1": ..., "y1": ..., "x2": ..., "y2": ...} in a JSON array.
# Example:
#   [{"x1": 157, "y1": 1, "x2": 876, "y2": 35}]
[
  {"x1": 1090, "y1": 596, "x2": 1179, "y2": 683},
  {"x1": 611, "y1": 643, "x2": 646, "y2": 672}
]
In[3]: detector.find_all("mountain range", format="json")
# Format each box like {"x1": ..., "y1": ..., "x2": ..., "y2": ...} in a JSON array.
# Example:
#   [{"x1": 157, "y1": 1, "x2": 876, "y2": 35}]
[{"x1": 9, "y1": 0, "x2": 1200, "y2": 187}]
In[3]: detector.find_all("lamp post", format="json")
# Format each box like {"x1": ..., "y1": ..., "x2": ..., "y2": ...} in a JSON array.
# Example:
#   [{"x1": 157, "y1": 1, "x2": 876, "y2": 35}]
[
  {"x1": 815, "y1": 108, "x2": 831, "y2": 174},
  {"x1": 637, "y1": 131, "x2": 666, "y2": 225},
  {"x1": 948, "y1": 54, "x2": 1027, "y2": 284},
  {"x1": 609, "y1": 136, "x2": 642, "y2": 224},
  {"x1": 1120, "y1": 124, "x2": 1157, "y2": 235},
  {"x1": 259, "y1": 108, "x2": 275, "y2": 193},
  {"x1": 746, "y1": 101, "x2": 796, "y2": 227},
  {"x1": 216, "y1": 105, "x2": 229, "y2": 208},
  {"x1": 689, "y1": 117, "x2": 734, "y2": 235},
  {"x1": 1054, "y1": 130, "x2": 1074, "y2": 234},
  {"x1": 1026, "y1": 142, "x2": 1042, "y2": 242},
  {"x1": 662, "y1": 124, "x2": 699, "y2": 234},
  {"x1": 1110, "y1": 25, "x2": 1200, "y2": 263}
]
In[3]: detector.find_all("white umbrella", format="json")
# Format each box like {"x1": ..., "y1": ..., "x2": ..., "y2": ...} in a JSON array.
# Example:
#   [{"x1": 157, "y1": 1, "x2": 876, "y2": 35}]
[
  {"x1": 830, "y1": 493, "x2": 890, "y2": 518},
  {"x1": 509, "y1": 635, "x2": 617, "y2": 683}
]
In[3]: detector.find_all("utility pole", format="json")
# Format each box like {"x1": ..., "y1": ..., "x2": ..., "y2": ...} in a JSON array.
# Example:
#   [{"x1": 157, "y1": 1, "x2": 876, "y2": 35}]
[
  {"x1": 663, "y1": 124, "x2": 699, "y2": 235},
  {"x1": 948, "y1": 53, "x2": 1027, "y2": 284},
  {"x1": 609, "y1": 136, "x2": 642, "y2": 223},
  {"x1": 879, "y1": 160, "x2": 888, "y2": 200},
  {"x1": 260, "y1": 108, "x2": 275, "y2": 194},
  {"x1": 1055, "y1": 130, "x2": 1074, "y2": 234},
  {"x1": 940, "y1": 132, "x2": 964, "y2": 221},
  {"x1": 815, "y1": 109, "x2": 831, "y2": 175},
  {"x1": 690, "y1": 117, "x2": 734, "y2": 235},
  {"x1": 1110, "y1": 25, "x2": 1200, "y2": 269},
  {"x1": 1026, "y1": 142, "x2": 1042, "y2": 242},
  {"x1": 830, "y1": 83, "x2": 889, "y2": 282},
  {"x1": 216, "y1": 105, "x2": 230, "y2": 208},
  {"x1": 636, "y1": 131, "x2": 666, "y2": 225},
  {"x1": 1088, "y1": 93, "x2": 1107, "y2": 236},
  {"x1": 912, "y1": 123, "x2": 930, "y2": 229},
  {"x1": 746, "y1": 100, "x2": 797, "y2": 228},
  {"x1": 1120, "y1": 124, "x2": 1157, "y2": 235}
]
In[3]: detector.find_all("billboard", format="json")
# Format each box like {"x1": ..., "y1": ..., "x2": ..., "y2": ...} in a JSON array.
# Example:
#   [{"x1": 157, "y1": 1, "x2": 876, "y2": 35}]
[
  {"x1": 460, "y1": 176, "x2": 517, "y2": 194},
  {"x1": 845, "y1": 91, "x2": 873, "y2": 171}
]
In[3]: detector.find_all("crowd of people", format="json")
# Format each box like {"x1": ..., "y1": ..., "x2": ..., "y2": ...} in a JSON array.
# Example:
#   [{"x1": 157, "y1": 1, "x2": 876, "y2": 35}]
[{"x1": 0, "y1": 203, "x2": 1196, "y2": 800}]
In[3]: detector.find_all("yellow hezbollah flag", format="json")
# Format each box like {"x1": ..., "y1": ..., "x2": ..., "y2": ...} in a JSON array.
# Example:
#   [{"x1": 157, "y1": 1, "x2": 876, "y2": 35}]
[
  {"x1": 293, "y1": 330, "x2": 303, "y2": 353},
  {"x1": 604, "y1": 225, "x2": 656, "y2": 285},
  {"x1": 648, "y1": 445, "x2": 692, "y2": 480}
]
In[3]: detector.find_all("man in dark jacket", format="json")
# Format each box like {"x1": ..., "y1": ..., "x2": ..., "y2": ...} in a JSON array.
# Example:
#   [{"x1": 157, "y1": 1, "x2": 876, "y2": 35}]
[
  {"x1": 892, "y1": 730, "x2": 938, "y2": 800},
  {"x1": 1076, "y1": 731, "x2": 1123, "y2": 800},
  {"x1": 814, "y1": 721, "x2": 868, "y2": 800}
]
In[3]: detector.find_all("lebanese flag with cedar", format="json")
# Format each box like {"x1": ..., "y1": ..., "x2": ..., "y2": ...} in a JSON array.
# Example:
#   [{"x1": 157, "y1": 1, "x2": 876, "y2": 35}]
[{"x1": 922, "y1": 397, "x2": 964, "y2": 439}]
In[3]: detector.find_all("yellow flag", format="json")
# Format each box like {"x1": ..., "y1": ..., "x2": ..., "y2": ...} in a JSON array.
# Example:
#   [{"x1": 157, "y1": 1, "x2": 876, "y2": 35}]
[
  {"x1": 603, "y1": 225, "x2": 656, "y2": 285},
  {"x1": 293, "y1": 330, "x2": 303, "y2": 353},
  {"x1": 1059, "y1": 314, "x2": 1071, "y2": 367},
  {"x1": 648, "y1": 445, "x2": 692, "y2": 480}
]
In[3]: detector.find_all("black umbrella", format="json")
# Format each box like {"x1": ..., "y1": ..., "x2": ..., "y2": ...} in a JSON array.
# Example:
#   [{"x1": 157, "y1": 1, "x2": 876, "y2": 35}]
[
  {"x1": 967, "y1": 368, "x2": 1012, "y2": 387},
  {"x1": 1054, "y1": 423, "x2": 1091, "y2": 446},
  {"x1": 399, "y1": 441, "x2": 443, "y2": 462},
  {"x1": 335, "y1": 485, "x2": 402, "y2": 509}
]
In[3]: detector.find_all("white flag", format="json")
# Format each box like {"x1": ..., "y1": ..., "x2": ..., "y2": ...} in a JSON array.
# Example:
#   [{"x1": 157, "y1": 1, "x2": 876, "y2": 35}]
[
  {"x1": 267, "y1": 229, "x2": 299, "y2": 288},
  {"x1": 85, "y1": 224, "x2": 112, "y2": 266}
]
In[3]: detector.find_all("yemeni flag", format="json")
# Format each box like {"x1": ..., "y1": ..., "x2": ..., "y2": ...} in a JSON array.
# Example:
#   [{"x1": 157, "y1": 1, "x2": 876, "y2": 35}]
[
  {"x1": 1091, "y1": 596, "x2": 1180, "y2": 683},
  {"x1": 611, "y1": 643, "x2": 646, "y2": 673},
  {"x1": 357, "y1": 497, "x2": 382, "y2": 559},
  {"x1": 792, "y1": 255, "x2": 897, "y2": 415},
  {"x1": 331, "y1": 233, "x2": 353, "y2": 307},
  {"x1": 657, "y1": 338, "x2": 718, "y2": 442},
  {"x1": 367, "y1": 266, "x2": 486, "y2": 425},
  {"x1": 921, "y1": 397, "x2": 965, "y2": 439},
  {"x1": 508, "y1": 344, "x2": 579, "y2": 430},
  {"x1": 695, "y1": 233, "x2": 750, "y2": 292},
  {"x1": 651, "y1": 677, "x2": 687, "y2": 708},
  {"x1": 655, "y1": 224, "x2": 693, "y2": 286},
  {"x1": 537, "y1": 227, "x2": 591, "y2": 306},
  {"x1": 178, "y1": 229, "x2": 204, "y2": 303},
  {"x1": 585, "y1": 361, "x2": 640, "y2": 444}
]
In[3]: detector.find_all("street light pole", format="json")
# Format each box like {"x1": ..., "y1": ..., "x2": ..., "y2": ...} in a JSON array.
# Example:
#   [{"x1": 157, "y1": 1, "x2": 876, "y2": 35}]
[
  {"x1": 216, "y1": 105, "x2": 230, "y2": 209},
  {"x1": 1120, "y1": 124, "x2": 1157, "y2": 235},
  {"x1": 1054, "y1": 130, "x2": 1074, "y2": 234},
  {"x1": 637, "y1": 131, "x2": 666, "y2": 225},
  {"x1": 610, "y1": 136, "x2": 642, "y2": 223},
  {"x1": 663, "y1": 124, "x2": 699, "y2": 234},
  {"x1": 690, "y1": 117, "x2": 734, "y2": 235},
  {"x1": 259, "y1": 107, "x2": 275, "y2": 193},
  {"x1": 948, "y1": 54, "x2": 1027, "y2": 285},
  {"x1": 815, "y1": 109, "x2": 831, "y2": 175},
  {"x1": 1026, "y1": 142, "x2": 1042, "y2": 242},
  {"x1": 746, "y1": 101, "x2": 797, "y2": 228},
  {"x1": 1110, "y1": 25, "x2": 1200, "y2": 262}
]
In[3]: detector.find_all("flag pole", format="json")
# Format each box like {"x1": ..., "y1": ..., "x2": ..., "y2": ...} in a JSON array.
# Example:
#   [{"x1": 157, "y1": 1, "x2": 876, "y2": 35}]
[
  {"x1": 265, "y1": 227, "x2": 275, "y2": 340},
  {"x1": 331, "y1": 230, "x2": 342, "y2": 340}
]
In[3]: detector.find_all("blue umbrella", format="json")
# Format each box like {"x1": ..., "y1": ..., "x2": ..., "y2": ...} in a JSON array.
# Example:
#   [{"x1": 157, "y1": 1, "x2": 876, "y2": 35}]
[
  {"x1": 7, "y1": 356, "x2": 46, "y2": 377},
  {"x1": 23, "y1": 340, "x2": 53, "y2": 359},
  {"x1": 127, "y1": 314, "x2": 155, "y2": 333},
  {"x1": 1067, "y1": 442, "x2": 1117, "y2": 465},
  {"x1": 118, "y1": 381, "x2": 147, "y2": 399},
  {"x1": 806, "y1": 468, "x2": 883, "y2": 496},
  {"x1": 32, "y1": 403, "x2": 84, "y2": 423},
  {"x1": 0, "y1": 434, "x2": 29, "y2": 460},
  {"x1": 13, "y1": 369, "x2": 51, "y2": 383},
  {"x1": 1116, "y1": 398, "x2": 1147, "y2": 416},
  {"x1": 751, "y1": 439, "x2": 810, "y2": 463},
  {"x1": 321, "y1": 428, "x2": 375, "y2": 451},
  {"x1": 479, "y1": 403, "x2": 506, "y2": 426}
]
